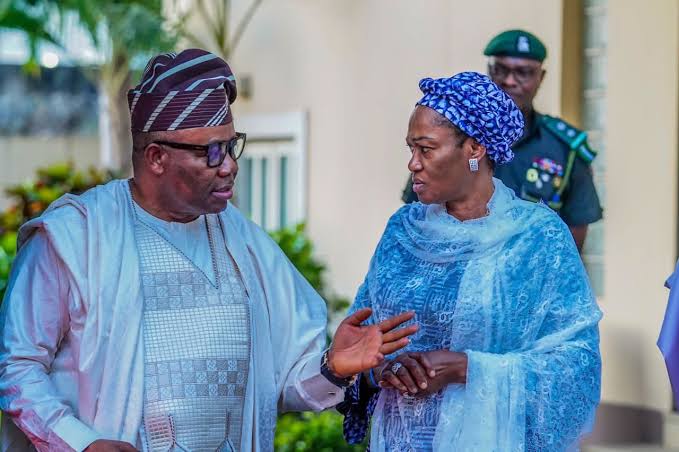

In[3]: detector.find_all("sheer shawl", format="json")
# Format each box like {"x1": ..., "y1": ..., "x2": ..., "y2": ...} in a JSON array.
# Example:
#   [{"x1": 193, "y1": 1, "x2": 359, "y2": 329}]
[{"x1": 349, "y1": 179, "x2": 601, "y2": 451}]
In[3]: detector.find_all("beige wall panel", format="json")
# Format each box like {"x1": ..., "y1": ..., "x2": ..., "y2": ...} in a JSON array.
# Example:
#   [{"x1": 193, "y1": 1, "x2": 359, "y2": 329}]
[
  {"x1": 601, "y1": 0, "x2": 678, "y2": 411},
  {"x1": 212, "y1": 0, "x2": 564, "y2": 298},
  {"x1": 0, "y1": 136, "x2": 100, "y2": 209}
]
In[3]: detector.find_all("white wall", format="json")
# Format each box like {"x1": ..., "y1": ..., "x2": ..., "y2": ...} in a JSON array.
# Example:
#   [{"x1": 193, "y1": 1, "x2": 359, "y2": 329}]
[
  {"x1": 191, "y1": 0, "x2": 679, "y2": 413},
  {"x1": 223, "y1": 0, "x2": 564, "y2": 298},
  {"x1": 599, "y1": 0, "x2": 679, "y2": 412}
]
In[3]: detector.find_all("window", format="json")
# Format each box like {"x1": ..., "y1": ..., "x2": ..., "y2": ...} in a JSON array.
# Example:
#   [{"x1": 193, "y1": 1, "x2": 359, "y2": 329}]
[{"x1": 233, "y1": 112, "x2": 307, "y2": 231}]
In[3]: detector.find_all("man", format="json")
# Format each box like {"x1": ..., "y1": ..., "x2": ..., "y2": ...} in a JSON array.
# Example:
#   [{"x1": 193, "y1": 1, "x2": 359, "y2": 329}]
[
  {"x1": 0, "y1": 49, "x2": 417, "y2": 452},
  {"x1": 402, "y1": 30, "x2": 602, "y2": 251}
]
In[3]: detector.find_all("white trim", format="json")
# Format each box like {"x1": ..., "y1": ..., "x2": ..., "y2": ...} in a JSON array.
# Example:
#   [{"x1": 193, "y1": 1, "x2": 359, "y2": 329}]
[{"x1": 236, "y1": 111, "x2": 308, "y2": 227}]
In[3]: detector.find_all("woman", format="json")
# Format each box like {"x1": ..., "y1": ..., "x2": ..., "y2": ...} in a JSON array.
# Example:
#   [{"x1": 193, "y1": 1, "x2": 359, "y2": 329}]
[{"x1": 338, "y1": 72, "x2": 601, "y2": 451}]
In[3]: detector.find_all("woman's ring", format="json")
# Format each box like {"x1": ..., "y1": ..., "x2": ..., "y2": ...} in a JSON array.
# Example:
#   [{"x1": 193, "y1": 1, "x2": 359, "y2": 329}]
[{"x1": 390, "y1": 362, "x2": 403, "y2": 374}]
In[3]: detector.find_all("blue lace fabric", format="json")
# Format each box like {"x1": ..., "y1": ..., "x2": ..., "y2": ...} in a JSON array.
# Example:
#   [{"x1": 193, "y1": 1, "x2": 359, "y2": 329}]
[
  {"x1": 340, "y1": 179, "x2": 602, "y2": 451},
  {"x1": 337, "y1": 374, "x2": 380, "y2": 446}
]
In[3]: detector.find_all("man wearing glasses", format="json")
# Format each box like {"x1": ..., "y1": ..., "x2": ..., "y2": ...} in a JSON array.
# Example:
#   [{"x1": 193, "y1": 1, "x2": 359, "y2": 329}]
[
  {"x1": 402, "y1": 30, "x2": 602, "y2": 251},
  {"x1": 486, "y1": 29, "x2": 602, "y2": 251},
  {"x1": 0, "y1": 49, "x2": 417, "y2": 451}
]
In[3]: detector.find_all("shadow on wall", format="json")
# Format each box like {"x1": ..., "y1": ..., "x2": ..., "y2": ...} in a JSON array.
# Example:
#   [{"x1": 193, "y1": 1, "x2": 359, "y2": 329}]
[{"x1": 585, "y1": 324, "x2": 664, "y2": 446}]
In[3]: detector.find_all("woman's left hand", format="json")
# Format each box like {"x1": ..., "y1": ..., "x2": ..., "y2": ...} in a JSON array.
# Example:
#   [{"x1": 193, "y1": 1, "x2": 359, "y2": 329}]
[{"x1": 380, "y1": 350, "x2": 468, "y2": 397}]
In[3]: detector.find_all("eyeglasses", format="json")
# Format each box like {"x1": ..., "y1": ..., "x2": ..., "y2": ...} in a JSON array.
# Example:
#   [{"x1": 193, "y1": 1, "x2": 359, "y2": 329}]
[
  {"x1": 488, "y1": 62, "x2": 540, "y2": 85},
  {"x1": 153, "y1": 132, "x2": 247, "y2": 168}
]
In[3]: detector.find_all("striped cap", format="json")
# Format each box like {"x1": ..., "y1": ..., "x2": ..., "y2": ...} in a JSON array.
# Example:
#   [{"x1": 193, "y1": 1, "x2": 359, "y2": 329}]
[{"x1": 128, "y1": 49, "x2": 237, "y2": 132}]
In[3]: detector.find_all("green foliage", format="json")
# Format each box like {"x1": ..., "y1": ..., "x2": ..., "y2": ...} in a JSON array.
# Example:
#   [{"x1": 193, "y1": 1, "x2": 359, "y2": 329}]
[
  {"x1": 0, "y1": 162, "x2": 115, "y2": 299},
  {"x1": 275, "y1": 412, "x2": 365, "y2": 452},
  {"x1": 97, "y1": 1, "x2": 176, "y2": 67},
  {"x1": 269, "y1": 223, "x2": 351, "y2": 316},
  {"x1": 269, "y1": 224, "x2": 357, "y2": 450},
  {"x1": 1, "y1": 0, "x2": 177, "y2": 87},
  {"x1": 0, "y1": 0, "x2": 61, "y2": 75},
  {"x1": 270, "y1": 223, "x2": 325, "y2": 293}
]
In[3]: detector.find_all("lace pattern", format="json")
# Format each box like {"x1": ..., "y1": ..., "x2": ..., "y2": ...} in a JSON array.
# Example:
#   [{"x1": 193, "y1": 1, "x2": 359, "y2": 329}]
[{"x1": 341, "y1": 179, "x2": 601, "y2": 451}]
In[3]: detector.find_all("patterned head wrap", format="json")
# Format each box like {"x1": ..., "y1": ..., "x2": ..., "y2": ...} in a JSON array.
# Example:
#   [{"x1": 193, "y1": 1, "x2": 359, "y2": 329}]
[
  {"x1": 128, "y1": 49, "x2": 237, "y2": 132},
  {"x1": 416, "y1": 72, "x2": 524, "y2": 165}
]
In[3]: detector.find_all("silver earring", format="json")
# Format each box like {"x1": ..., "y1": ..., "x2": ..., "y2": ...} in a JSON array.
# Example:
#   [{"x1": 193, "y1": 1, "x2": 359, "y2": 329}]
[{"x1": 469, "y1": 158, "x2": 479, "y2": 172}]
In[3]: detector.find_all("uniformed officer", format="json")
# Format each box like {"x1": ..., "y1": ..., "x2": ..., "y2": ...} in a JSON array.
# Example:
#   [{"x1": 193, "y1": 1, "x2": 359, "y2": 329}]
[{"x1": 402, "y1": 29, "x2": 602, "y2": 251}]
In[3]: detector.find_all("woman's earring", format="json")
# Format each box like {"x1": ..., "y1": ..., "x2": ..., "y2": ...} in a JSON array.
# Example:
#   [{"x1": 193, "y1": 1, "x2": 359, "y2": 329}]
[{"x1": 469, "y1": 158, "x2": 479, "y2": 172}]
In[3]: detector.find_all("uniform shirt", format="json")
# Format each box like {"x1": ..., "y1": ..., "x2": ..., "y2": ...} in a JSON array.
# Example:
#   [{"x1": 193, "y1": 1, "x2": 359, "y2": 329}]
[{"x1": 494, "y1": 111, "x2": 603, "y2": 226}]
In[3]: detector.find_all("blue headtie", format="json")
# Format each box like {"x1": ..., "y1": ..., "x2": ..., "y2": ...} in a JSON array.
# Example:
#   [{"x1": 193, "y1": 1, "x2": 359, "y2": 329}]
[{"x1": 416, "y1": 72, "x2": 524, "y2": 165}]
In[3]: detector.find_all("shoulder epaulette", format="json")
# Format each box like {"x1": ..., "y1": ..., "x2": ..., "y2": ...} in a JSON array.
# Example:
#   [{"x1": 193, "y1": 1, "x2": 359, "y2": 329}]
[{"x1": 541, "y1": 114, "x2": 597, "y2": 164}]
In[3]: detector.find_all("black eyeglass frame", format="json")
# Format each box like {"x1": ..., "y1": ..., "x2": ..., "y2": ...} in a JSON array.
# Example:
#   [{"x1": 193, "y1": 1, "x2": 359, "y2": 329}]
[
  {"x1": 487, "y1": 61, "x2": 541, "y2": 85},
  {"x1": 153, "y1": 132, "x2": 247, "y2": 167}
]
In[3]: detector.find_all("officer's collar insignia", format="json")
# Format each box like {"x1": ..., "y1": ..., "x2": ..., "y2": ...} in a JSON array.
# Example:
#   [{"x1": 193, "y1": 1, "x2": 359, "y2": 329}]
[{"x1": 542, "y1": 115, "x2": 598, "y2": 164}]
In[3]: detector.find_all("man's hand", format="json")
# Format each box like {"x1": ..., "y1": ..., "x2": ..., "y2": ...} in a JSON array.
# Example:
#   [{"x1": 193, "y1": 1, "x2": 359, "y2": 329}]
[
  {"x1": 328, "y1": 308, "x2": 418, "y2": 378},
  {"x1": 84, "y1": 439, "x2": 139, "y2": 452}
]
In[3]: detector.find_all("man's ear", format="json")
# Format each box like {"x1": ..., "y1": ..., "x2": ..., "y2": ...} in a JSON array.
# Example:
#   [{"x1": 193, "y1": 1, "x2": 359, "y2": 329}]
[{"x1": 144, "y1": 143, "x2": 169, "y2": 175}]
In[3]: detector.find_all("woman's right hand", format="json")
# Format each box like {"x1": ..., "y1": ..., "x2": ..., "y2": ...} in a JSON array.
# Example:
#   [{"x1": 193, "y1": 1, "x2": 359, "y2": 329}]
[
  {"x1": 377, "y1": 352, "x2": 434, "y2": 396},
  {"x1": 378, "y1": 350, "x2": 467, "y2": 397}
]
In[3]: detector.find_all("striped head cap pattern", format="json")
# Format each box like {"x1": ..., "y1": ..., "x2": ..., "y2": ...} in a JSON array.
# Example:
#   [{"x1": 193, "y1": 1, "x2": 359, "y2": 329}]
[{"x1": 128, "y1": 49, "x2": 237, "y2": 132}]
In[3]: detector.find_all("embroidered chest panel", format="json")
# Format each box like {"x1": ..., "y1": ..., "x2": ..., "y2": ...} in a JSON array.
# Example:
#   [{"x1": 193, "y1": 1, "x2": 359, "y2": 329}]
[{"x1": 134, "y1": 214, "x2": 251, "y2": 452}]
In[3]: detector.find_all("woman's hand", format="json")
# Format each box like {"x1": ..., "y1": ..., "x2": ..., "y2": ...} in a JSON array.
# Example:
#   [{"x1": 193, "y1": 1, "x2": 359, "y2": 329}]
[
  {"x1": 377, "y1": 352, "x2": 433, "y2": 395},
  {"x1": 379, "y1": 350, "x2": 468, "y2": 397}
]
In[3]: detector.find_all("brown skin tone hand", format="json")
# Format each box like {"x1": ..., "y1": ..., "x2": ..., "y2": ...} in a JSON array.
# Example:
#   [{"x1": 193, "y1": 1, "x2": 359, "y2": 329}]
[
  {"x1": 377, "y1": 350, "x2": 468, "y2": 397},
  {"x1": 84, "y1": 440, "x2": 139, "y2": 452},
  {"x1": 569, "y1": 225, "x2": 588, "y2": 252},
  {"x1": 328, "y1": 309, "x2": 418, "y2": 378}
]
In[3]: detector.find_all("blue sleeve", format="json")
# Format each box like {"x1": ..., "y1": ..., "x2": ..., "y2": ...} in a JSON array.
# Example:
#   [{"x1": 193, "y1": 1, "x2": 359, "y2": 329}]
[{"x1": 337, "y1": 373, "x2": 380, "y2": 445}]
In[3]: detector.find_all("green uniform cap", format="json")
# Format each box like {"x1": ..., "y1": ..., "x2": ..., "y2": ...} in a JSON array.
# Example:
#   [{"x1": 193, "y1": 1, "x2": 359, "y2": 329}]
[{"x1": 484, "y1": 29, "x2": 547, "y2": 62}]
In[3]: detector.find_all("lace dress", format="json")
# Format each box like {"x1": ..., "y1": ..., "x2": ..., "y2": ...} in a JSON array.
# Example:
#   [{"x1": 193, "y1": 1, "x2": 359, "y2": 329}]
[{"x1": 339, "y1": 179, "x2": 601, "y2": 452}]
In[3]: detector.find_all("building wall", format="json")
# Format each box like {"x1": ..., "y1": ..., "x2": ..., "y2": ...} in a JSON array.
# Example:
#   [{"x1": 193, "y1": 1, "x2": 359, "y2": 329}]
[
  {"x1": 598, "y1": 0, "x2": 678, "y2": 412},
  {"x1": 190, "y1": 0, "x2": 679, "y2": 416},
  {"x1": 0, "y1": 0, "x2": 674, "y2": 436},
  {"x1": 224, "y1": 0, "x2": 564, "y2": 299},
  {"x1": 0, "y1": 136, "x2": 100, "y2": 209}
]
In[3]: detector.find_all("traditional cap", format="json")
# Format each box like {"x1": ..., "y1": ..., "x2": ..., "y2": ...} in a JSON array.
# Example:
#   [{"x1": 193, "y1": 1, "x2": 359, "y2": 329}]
[
  {"x1": 416, "y1": 72, "x2": 524, "y2": 165},
  {"x1": 128, "y1": 49, "x2": 237, "y2": 132},
  {"x1": 483, "y1": 29, "x2": 547, "y2": 62}
]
